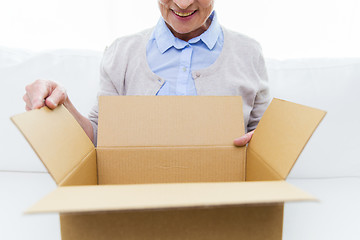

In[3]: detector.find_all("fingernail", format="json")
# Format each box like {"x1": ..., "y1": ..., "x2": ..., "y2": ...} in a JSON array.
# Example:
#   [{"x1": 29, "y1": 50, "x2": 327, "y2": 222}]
[
  {"x1": 236, "y1": 136, "x2": 245, "y2": 141},
  {"x1": 234, "y1": 137, "x2": 244, "y2": 145},
  {"x1": 48, "y1": 99, "x2": 57, "y2": 107}
]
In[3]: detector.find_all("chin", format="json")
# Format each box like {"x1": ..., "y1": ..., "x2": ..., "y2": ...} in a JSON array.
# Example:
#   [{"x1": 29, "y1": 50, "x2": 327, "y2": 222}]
[{"x1": 172, "y1": 26, "x2": 194, "y2": 35}]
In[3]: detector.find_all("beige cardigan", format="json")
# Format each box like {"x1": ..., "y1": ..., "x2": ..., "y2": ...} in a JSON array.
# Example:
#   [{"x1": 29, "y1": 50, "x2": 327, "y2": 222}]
[{"x1": 89, "y1": 27, "x2": 271, "y2": 145}]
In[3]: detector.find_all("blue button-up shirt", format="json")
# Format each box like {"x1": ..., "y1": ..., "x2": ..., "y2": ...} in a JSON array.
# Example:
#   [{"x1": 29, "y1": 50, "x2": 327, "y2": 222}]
[{"x1": 146, "y1": 11, "x2": 224, "y2": 96}]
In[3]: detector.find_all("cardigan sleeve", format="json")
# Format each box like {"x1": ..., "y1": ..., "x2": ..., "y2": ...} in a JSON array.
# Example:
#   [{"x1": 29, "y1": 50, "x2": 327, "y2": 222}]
[
  {"x1": 87, "y1": 29, "x2": 153, "y2": 145},
  {"x1": 247, "y1": 46, "x2": 271, "y2": 132},
  {"x1": 88, "y1": 41, "x2": 122, "y2": 146}
]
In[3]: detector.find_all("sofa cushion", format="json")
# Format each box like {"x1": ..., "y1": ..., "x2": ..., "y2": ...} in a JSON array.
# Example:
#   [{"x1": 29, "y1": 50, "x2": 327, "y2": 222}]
[{"x1": 267, "y1": 59, "x2": 360, "y2": 178}]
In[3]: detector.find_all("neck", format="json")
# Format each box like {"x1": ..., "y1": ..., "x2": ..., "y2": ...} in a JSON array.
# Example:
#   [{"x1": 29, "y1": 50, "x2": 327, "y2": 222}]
[{"x1": 167, "y1": 18, "x2": 212, "y2": 42}]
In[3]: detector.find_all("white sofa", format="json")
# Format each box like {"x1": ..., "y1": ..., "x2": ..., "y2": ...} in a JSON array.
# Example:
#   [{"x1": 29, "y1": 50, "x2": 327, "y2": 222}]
[{"x1": 1, "y1": 47, "x2": 359, "y2": 239}]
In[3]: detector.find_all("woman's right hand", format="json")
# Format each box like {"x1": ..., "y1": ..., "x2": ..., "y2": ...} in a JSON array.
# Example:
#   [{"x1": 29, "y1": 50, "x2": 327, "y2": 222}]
[
  {"x1": 23, "y1": 79, "x2": 68, "y2": 111},
  {"x1": 23, "y1": 79, "x2": 94, "y2": 142}
]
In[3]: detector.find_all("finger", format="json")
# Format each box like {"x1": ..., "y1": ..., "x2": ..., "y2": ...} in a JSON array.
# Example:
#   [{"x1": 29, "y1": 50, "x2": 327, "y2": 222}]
[
  {"x1": 23, "y1": 93, "x2": 41, "y2": 111},
  {"x1": 31, "y1": 96, "x2": 46, "y2": 109},
  {"x1": 45, "y1": 85, "x2": 67, "y2": 109},
  {"x1": 23, "y1": 94, "x2": 34, "y2": 111},
  {"x1": 23, "y1": 93, "x2": 31, "y2": 107},
  {"x1": 233, "y1": 130, "x2": 255, "y2": 147},
  {"x1": 25, "y1": 80, "x2": 49, "y2": 109}
]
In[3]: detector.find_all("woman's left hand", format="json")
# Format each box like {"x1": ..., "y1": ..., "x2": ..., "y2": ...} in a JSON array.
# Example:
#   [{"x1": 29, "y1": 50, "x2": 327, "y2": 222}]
[{"x1": 233, "y1": 130, "x2": 255, "y2": 147}]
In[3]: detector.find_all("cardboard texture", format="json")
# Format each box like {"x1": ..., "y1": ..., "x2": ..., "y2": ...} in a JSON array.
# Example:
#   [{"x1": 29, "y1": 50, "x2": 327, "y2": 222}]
[
  {"x1": 11, "y1": 96, "x2": 326, "y2": 240},
  {"x1": 97, "y1": 96, "x2": 244, "y2": 147},
  {"x1": 96, "y1": 96, "x2": 246, "y2": 185},
  {"x1": 246, "y1": 99, "x2": 326, "y2": 181},
  {"x1": 11, "y1": 106, "x2": 95, "y2": 185},
  {"x1": 97, "y1": 147, "x2": 245, "y2": 184},
  {"x1": 26, "y1": 181, "x2": 314, "y2": 214},
  {"x1": 59, "y1": 205, "x2": 285, "y2": 240}
]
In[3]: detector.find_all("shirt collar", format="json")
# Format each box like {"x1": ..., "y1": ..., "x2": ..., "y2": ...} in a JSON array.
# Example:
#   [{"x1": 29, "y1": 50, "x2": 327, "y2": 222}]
[
  {"x1": 151, "y1": 11, "x2": 221, "y2": 53},
  {"x1": 189, "y1": 11, "x2": 221, "y2": 50}
]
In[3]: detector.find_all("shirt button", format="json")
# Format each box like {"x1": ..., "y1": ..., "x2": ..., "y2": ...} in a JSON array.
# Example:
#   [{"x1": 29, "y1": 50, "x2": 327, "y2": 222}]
[{"x1": 182, "y1": 67, "x2": 187, "y2": 72}]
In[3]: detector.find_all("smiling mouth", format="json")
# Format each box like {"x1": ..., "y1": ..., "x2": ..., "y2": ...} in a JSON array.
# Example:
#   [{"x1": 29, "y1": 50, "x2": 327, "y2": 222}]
[{"x1": 172, "y1": 10, "x2": 197, "y2": 17}]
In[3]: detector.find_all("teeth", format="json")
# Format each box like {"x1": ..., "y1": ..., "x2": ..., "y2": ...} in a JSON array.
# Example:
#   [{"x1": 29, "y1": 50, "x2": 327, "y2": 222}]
[{"x1": 173, "y1": 10, "x2": 195, "y2": 17}]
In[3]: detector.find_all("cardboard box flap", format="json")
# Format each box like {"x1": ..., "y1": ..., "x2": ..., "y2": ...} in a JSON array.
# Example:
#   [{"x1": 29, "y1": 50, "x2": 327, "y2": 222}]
[
  {"x1": 26, "y1": 181, "x2": 315, "y2": 214},
  {"x1": 97, "y1": 96, "x2": 245, "y2": 147},
  {"x1": 11, "y1": 106, "x2": 95, "y2": 185},
  {"x1": 247, "y1": 99, "x2": 326, "y2": 180}
]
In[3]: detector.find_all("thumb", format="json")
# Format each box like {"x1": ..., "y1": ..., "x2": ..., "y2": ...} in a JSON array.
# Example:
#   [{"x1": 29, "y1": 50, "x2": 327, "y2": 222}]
[
  {"x1": 45, "y1": 85, "x2": 67, "y2": 109},
  {"x1": 233, "y1": 130, "x2": 255, "y2": 147}
]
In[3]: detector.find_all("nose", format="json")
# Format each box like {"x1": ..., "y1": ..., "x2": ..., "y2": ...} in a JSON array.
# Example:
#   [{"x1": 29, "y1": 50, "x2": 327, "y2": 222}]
[{"x1": 173, "y1": 0, "x2": 194, "y2": 9}]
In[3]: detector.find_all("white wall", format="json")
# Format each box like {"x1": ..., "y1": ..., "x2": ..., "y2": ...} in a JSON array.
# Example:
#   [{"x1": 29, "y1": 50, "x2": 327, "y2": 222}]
[{"x1": 1, "y1": 0, "x2": 359, "y2": 58}]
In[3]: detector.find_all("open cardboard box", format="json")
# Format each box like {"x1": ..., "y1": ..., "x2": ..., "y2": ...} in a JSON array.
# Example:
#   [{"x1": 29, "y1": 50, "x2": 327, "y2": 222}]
[{"x1": 11, "y1": 96, "x2": 326, "y2": 240}]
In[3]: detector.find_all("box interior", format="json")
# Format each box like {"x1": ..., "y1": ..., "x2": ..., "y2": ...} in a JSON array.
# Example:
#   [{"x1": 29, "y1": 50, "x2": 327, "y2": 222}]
[{"x1": 96, "y1": 96, "x2": 246, "y2": 185}]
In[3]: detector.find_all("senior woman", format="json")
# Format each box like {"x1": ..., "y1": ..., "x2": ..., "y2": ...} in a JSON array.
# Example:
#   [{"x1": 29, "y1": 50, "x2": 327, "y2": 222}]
[{"x1": 23, "y1": 0, "x2": 270, "y2": 147}]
